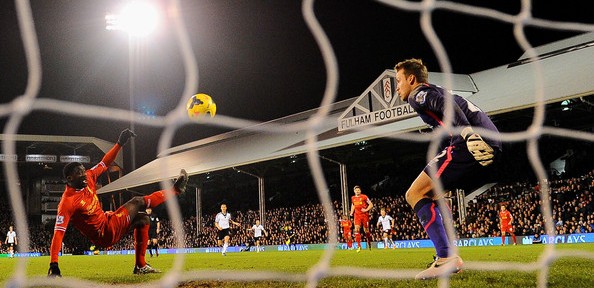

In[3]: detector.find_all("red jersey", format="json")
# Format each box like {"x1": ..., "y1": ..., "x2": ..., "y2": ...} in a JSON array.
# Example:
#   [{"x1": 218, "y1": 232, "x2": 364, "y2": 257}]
[
  {"x1": 351, "y1": 194, "x2": 370, "y2": 215},
  {"x1": 499, "y1": 210, "x2": 512, "y2": 227},
  {"x1": 340, "y1": 219, "x2": 352, "y2": 232},
  {"x1": 50, "y1": 144, "x2": 121, "y2": 262}
]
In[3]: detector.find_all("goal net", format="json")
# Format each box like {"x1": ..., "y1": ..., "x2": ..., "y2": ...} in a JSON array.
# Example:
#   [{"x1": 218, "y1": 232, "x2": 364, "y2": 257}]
[{"x1": 3, "y1": 0, "x2": 594, "y2": 287}]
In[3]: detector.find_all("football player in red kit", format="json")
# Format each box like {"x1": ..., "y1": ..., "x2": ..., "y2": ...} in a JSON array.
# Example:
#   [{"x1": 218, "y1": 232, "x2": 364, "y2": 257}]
[
  {"x1": 340, "y1": 214, "x2": 353, "y2": 249},
  {"x1": 48, "y1": 129, "x2": 188, "y2": 277},
  {"x1": 350, "y1": 185, "x2": 373, "y2": 251},
  {"x1": 499, "y1": 205, "x2": 517, "y2": 245}
]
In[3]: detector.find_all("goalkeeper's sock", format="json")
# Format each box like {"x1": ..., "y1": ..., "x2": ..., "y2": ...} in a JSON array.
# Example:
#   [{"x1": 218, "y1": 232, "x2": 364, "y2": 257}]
[
  {"x1": 414, "y1": 199, "x2": 449, "y2": 258},
  {"x1": 134, "y1": 224, "x2": 149, "y2": 267}
]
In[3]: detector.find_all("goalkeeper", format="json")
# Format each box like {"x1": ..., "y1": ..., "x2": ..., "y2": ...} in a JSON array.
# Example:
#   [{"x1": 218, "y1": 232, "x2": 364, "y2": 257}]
[{"x1": 394, "y1": 59, "x2": 502, "y2": 280}]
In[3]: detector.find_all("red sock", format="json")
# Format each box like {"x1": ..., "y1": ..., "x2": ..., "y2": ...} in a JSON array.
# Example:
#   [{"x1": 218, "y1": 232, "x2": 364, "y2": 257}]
[
  {"x1": 347, "y1": 239, "x2": 352, "y2": 248},
  {"x1": 502, "y1": 235, "x2": 506, "y2": 244},
  {"x1": 143, "y1": 190, "x2": 167, "y2": 209},
  {"x1": 365, "y1": 232, "x2": 372, "y2": 243},
  {"x1": 134, "y1": 224, "x2": 149, "y2": 267},
  {"x1": 512, "y1": 234, "x2": 517, "y2": 244},
  {"x1": 355, "y1": 232, "x2": 361, "y2": 248}
]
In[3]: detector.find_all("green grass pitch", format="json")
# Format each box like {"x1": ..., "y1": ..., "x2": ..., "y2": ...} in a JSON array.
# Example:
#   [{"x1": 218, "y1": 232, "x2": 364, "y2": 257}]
[{"x1": 1, "y1": 244, "x2": 593, "y2": 287}]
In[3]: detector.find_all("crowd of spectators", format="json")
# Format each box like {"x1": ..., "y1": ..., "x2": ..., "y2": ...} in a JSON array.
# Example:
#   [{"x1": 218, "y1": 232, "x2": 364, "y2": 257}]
[
  {"x1": 2, "y1": 169, "x2": 593, "y2": 254},
  {"x1": 457, "y1": 169, "x2": 594, "y2": 238}
]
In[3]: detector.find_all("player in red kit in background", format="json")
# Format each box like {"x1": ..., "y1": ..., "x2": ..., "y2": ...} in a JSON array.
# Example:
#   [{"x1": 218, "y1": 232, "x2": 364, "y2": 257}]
[
  {"x1": 47, "y1": 129, "x2": 189, "y2": 277},
  {"x1": 340, "y1": 214, "x2": 353, "y2": 249},
  {"x1": 499, "y1": 205, "x2": 517, "y2": 245},
  {"x1": 350, "y1": 185, "x2": 373, "y2": 252}
]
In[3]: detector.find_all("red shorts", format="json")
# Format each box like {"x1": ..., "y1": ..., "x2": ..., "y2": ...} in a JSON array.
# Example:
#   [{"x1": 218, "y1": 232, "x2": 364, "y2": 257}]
[
  {"x1": 95, "y1": 206, "x2": 131, "y2": 247},
  {"x1": 353, "y1": 213, "x2": 370, "y2": 228},
  {"x1": 501, "y1": 226, "x2": 514, "y2": 233}
]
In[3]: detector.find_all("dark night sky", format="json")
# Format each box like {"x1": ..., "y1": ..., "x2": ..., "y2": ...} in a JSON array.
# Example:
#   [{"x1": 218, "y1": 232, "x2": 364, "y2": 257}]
[{"x1": 1, "y1": 0, "x2": 592, "y2": 171}]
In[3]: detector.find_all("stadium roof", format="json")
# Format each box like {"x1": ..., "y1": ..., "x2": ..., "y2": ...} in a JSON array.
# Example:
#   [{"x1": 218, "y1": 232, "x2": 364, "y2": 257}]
[{"x1": 98, "y1": 32, "x2": 594, "y2": 194}]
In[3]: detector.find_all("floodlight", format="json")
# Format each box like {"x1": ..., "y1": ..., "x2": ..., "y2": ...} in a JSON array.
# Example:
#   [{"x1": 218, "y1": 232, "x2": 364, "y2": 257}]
[{"x1": 105, "y1": 1, "x2": 160, "y2": 37}]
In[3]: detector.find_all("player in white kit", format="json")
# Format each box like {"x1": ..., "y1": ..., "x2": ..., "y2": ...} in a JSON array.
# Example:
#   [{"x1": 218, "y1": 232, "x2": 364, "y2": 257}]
[{"x1": 376, "y1": 208, "x2": 395, "y2": 249}]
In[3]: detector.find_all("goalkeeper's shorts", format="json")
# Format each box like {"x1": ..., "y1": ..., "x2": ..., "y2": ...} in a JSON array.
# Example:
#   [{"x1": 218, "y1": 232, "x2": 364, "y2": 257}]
[{"x1": 424, "y1": 145, "x2": 501, "y2": 192}]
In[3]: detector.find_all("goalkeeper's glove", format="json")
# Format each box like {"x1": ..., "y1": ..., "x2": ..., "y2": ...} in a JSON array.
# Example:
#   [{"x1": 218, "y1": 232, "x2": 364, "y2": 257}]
[
  {"x1": 48, "y1": 262, "x2": 62, "y2": 278},
  {"x1": 117, "y1": 128, "x2": 137, "y2": 146},
  {"x1": 461, "y1": 127, "x2": 494, "y2": 166}
]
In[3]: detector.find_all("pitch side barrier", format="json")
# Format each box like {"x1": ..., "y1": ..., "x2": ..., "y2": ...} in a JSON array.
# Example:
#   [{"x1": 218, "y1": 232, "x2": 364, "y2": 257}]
[
  {"x1": 6, "y1": 233, "x2": 590, "y2": 257},
  {"x1": 84, "y1": 233, "x2": 594, "y2": 255}
]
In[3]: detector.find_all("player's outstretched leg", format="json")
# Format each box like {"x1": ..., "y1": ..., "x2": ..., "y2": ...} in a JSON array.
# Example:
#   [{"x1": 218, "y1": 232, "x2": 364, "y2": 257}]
[{"x1": 143, "y1": 169, "x2": 189, "y2": 209}]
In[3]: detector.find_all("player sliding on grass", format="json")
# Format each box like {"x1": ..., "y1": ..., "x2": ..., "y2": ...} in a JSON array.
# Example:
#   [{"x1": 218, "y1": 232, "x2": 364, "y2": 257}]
[
  {"x1": 394, "y1": 59, "x2": 502, "y2": 279},
  {"x1": 48, "y1": 129, "x2": 189, "y2": 277}
]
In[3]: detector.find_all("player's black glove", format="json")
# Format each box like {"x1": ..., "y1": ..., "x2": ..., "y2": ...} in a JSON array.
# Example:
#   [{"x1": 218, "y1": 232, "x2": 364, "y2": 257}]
[
  {"x1": 461, "y1": 127, "x2": 494, "y2": 166},
  {"x1": 48, "y1": 262, "x2": 62, "y2": 278},
  {"x1": 117, "y1": 128, "x2": 137, "y2": 146}
]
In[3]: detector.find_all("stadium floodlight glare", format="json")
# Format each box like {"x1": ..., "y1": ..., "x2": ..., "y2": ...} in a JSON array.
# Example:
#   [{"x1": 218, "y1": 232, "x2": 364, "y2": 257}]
[{"x1": 105, "y1": 1, "x2": 160, "y2": 37}]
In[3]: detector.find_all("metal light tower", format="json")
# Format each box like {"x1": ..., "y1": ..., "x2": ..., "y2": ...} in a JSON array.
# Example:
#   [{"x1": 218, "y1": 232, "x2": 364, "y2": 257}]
[{"x1": 105, "y1": 1, "x2": 161, "y2": 170}]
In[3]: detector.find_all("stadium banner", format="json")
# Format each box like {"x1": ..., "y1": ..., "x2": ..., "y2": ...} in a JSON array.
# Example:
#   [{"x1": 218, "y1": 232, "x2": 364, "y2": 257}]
[
  {"x1": 521, "y1": 233, "x2": 594, "y2": 245},
  {"x1": 25, "y1": 154, "x2": 57, "y2": 162},
  {"x1": 78, "y1": 233, "x2": 594, "y2": 256},
  {"x1": 0, "y1": 252, "x2": 42, "y2": 258},
  {"x1": 0, "y1": 154, "x2": 17, "y2": 162},
  {"x1": 337, "y1": 70, "x2": 417, "y2": 132},
  {"x1": 60, "y1": 155, "x2": 91, "y2": 163},
  {"x1": 338, "y1": 103, "x2": 416, "y2": 132}
]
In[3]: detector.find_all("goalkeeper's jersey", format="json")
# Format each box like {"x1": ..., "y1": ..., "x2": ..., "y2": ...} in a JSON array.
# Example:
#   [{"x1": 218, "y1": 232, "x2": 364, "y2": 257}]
[{"x1": 408, "y1": 83, "x2": 501, "y2": 151}]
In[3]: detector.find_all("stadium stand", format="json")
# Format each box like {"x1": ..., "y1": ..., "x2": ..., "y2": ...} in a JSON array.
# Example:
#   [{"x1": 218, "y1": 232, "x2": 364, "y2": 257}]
[{"x1": 2, "y1": 168, "x2": 592, "y2": 253}]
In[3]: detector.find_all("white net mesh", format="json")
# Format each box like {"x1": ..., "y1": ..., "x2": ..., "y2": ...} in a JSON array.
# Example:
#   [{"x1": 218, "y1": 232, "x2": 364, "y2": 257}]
[{"x1": 3, "y1": 0, "x2": 594, "y2": 287}]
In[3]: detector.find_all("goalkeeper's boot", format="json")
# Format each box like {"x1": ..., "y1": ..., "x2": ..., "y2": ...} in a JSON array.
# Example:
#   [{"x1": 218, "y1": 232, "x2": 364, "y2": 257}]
[
  {"x1": 415, "y1": 255, "x2": 463, "y2": 280},
  {"x1": 426, "y1": 255, "x2": 438, "y2": 268},
  {"x1": 173, "y1": 169, "x2": 188, "y2": 195},
  {"x1": 133, "y1": 264, "x2": 161, "y2": 274}
]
